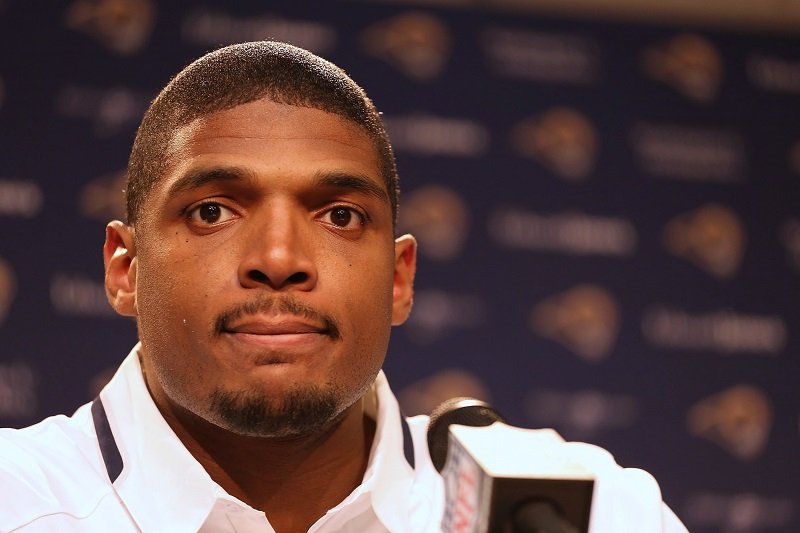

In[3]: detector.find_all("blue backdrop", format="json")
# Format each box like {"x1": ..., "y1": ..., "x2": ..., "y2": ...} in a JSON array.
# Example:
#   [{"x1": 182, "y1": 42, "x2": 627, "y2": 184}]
[{"x1": 1, "y1": 1, "x2": 798, "y2": 531}]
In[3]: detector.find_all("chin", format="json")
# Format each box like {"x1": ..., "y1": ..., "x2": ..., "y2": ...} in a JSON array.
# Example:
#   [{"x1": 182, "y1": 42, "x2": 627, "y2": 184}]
[{"x1": 205, "y1": 382, "x2": 348, "y2": 438}]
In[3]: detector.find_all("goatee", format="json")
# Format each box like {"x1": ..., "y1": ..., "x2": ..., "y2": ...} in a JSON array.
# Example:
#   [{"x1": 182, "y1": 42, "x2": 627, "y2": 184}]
[{"x1": 208, "y1": 385, "x2": 344, "y2": 438}]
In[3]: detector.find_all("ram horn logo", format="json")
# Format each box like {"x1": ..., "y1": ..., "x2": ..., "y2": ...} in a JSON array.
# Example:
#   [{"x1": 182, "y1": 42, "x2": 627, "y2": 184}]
[
  {"x1": 65, "y1": 0, "x2": 156, "y2": 55},
  {"x1": 398, "y1": 369, "x2": 491, "y2": 416},
  {"x1": 360, "y1": 12, "x2": 451, "y2": 80},
  {"x1": 530, "y1": 284, "x2": 620, "y2": 362},
  {"x1": 642, "y1": 33, "x2": 722, "y2": 103},
  {"x1": 0, "y1": 258, "x2": 16, "y2": 326},
  {"x1": 687, "y1": 385, "x2": 772, "y2": 460},
  {"x1": 511, "y1": 107, "x2": 598, "y2": 181},
  {"x1": 398, "y1": 185, "x2": 469, "y2": 261},
  {"x1": 663, "y1": 203, "x2": 745, "y2": 279}
]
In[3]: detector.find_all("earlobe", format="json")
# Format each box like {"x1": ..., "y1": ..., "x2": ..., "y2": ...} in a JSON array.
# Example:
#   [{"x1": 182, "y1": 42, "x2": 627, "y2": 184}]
[
  {"x1": 104, "y1": 220, "x2": 138, "y2": 317},
  {"x1": 391, "y1": 234, "x2": 417, "y2": 326}
]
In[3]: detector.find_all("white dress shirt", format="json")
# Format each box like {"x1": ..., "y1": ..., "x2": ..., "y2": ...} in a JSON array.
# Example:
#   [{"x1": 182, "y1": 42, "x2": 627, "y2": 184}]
[{"x1": 0, "y1": 344, "x2": 687, "y2": 532}]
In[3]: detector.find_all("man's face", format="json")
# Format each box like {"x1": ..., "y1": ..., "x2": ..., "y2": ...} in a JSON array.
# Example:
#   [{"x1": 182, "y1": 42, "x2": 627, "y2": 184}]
[{"x1": 105, "y1": 98, "x2": 416, "y2": 437}]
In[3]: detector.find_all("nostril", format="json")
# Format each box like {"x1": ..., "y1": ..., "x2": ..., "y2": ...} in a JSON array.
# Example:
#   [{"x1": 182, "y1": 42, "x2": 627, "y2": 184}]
[
  {"x1": 245, "y1": 269, "x2": 309, "y2": 287},
  {"x1": 248, "y1": 270, "x2": 269, "y2": 284},
  {"x1": 287, "y1": 272, "x2": 309, "y2": 284}
]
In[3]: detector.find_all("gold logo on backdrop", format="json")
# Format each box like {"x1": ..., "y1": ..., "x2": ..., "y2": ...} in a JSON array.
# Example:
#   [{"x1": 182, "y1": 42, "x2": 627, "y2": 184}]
[
  {"x1": 511, "y1": 107, "x2": 598, "y2": 181},
  {"x1": 642, "y1": 34, "x2": 722, "y2": 103},
  {"x1": 360, "y1": 12, "x2": 451, "y2": 80},
  {"x1": 530, "y1": 284, "x2": 620, "y2": 362},
  {"x1": 663, "y1": 204, "x2": 745, "y2": 279},
  {"x1": 398, "y1": 185, "x2": 469, "y2": 261},
  {"x1": 398, "y1": 369, "x2": 491, "y2": 416},
  {"x1": 80, "y1": 170, "x2": 126, "y2": 222},
  {"x1": 65, "y1": 0, "x2": 155, "y2": 55},
  {"x1": 0, "y1": 258, "x2": 17, "y2": 326},
  {"x1": 687, "y1": 385, "x2": 772, "y2": 460}
]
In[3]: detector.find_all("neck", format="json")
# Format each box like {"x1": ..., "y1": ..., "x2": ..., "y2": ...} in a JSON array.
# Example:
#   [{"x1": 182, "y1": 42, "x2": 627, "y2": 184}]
[{"x1": 148, "y1": 384, "x2": 376, "y2": 533}]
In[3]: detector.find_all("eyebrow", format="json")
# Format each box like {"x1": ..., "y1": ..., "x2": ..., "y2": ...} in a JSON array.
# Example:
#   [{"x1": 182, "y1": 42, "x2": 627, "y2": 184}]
[
  {"x1": 166, "y1": 166, "x2": 255, "y2": 198},
  {"x1": 165, "y1": 166, "x2": 389, "y2": 204},
  {"x1": 313, "y1": 171, "x2": 390, "y2": 204}
]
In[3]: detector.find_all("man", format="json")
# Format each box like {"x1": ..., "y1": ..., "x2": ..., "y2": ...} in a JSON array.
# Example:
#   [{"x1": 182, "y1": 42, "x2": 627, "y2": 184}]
[{"x1": 0, "y1": 41, "x2": 686, "y2": 532}]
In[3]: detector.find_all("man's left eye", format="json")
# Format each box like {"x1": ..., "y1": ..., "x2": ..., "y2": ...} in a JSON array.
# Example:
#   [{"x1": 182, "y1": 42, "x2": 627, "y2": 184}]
[
  {"x1": 187, "y1": 202, "x2": 236, "y2": 226},
  {"x1": 325, "y1": 207, "x2": 363, "y2": 228}
]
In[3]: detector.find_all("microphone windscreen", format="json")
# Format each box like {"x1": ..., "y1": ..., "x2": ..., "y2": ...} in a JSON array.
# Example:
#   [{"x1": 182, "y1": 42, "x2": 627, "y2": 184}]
[{"x1": 426, "y1": 397, "x2": 506, "y2": 472}]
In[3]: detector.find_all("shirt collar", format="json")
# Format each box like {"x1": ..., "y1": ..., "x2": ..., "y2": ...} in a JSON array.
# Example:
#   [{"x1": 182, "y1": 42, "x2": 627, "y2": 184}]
[
  {"x1": 99, "y1": 344, "x2": 221, "y2": 531},
  {"x1": 343, "y1": 370, "x2": 417, "y2": 530},
  {"x1": 97, "y1": 343, "x2": 421, "y2": 532}
]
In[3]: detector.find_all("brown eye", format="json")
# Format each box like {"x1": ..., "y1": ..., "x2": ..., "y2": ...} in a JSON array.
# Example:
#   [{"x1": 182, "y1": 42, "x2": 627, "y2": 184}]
[
  {"x1": 187, "y1": 202, "x2": 236, "y2": 227},
  {"x1": 330, "y1": 207, "x2": 352, "y2": 227},
  {"x1": 199, "y1": 204, "x2": 221, "y2": 223}
]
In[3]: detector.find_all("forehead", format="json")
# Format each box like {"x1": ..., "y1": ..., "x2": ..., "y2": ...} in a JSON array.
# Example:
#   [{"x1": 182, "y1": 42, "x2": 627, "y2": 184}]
[{"x1": 159, "y1": 99, "x2": 384, "y2": 195}]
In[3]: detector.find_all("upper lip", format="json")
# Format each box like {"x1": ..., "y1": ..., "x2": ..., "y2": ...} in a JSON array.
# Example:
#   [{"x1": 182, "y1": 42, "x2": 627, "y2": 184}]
[{"x1": 224, "y1": 316, "x2": 327, "y2": 336}]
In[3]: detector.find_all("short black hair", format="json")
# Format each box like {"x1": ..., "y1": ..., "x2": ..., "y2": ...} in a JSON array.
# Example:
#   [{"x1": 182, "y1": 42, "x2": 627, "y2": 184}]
[{"x1": 126, "y1": 41, "x2": 398, "y2": 226}]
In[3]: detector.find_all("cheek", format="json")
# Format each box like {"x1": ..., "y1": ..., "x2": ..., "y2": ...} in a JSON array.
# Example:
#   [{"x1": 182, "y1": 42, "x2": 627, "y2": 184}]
[
  {"x1": 339, "y1": 256, "x2": 395, "y2": 344},
  {"x1": 135, "y1": 265, "x2": 185, "y2": 350},
  {"x1": 134, "y1": 248, "x2": 217, "y2": 340},
  {"x1": 133, "y1": 252, "x2": 226, "y2": 399},
  {"x1": 344, "y1": 252, "x2": 395, "y2": 309}
]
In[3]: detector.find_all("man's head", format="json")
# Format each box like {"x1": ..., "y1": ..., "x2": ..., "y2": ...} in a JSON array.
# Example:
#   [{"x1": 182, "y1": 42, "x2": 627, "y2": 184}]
[
  {"x1": 126, "y1": 40, "x2": 399, "y2": 228},
  {"x1": 104, "y1": 42, "x2": 416, "y2": 440}
]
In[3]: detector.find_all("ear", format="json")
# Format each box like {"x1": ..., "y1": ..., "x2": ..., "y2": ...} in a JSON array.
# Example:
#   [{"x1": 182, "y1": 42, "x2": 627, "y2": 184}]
[
  {"x1": 104, "y1": 220, "x2": 138, "y2": 317},
  {"x1": 391, "y1": 234, "x2": 417, "y2": 326}
]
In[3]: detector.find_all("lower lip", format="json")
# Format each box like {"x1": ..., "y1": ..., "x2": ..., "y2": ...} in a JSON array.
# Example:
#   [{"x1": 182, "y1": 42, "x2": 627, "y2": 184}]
[{"x1": 225, "y1": 331, "x2": 328, "y2": 349}]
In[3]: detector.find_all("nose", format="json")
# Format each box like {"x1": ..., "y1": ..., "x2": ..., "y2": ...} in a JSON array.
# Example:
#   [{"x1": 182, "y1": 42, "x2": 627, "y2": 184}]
[{"x1": 237, "y1": 204, "x2": 318, "y2": 291}]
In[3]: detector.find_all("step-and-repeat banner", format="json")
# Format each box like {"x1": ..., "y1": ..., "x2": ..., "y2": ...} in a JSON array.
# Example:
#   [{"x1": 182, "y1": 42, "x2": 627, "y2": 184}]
[{"x1": 1, "y1": 1, "x2": 798, "y2": 531}]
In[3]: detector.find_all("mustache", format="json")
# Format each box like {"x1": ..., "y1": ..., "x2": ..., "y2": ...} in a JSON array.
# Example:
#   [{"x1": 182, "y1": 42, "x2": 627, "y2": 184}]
[{"x1": 213, "y1": 295, "x2": 341, "y2": 340}]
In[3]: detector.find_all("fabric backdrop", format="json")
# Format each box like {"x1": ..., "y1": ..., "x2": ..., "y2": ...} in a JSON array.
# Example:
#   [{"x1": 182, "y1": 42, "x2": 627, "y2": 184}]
[{"x1": 0, "y1": 1, "x2": 798, "y2": 531}]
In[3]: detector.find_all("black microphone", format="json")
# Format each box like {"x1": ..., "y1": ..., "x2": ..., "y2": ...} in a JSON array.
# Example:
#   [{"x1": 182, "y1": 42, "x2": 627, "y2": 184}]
[
  {"x1": 427, "y1": 398, "x2": 594, "y2": 533},
  {"x1": 428, "y1": 397, "x2": 506, "y2": 473}
]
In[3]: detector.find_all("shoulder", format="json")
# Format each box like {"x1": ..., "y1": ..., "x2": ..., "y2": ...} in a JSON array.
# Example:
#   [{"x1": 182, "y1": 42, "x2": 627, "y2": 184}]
[
  {"x1": 0, "y1": 403, "x2": 99, "y2": 481},
  {"x1": 0, "y1": 404, "x2": 114, "y2": 530}
]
